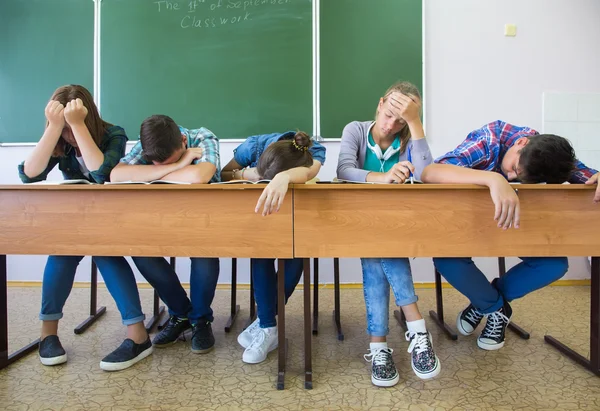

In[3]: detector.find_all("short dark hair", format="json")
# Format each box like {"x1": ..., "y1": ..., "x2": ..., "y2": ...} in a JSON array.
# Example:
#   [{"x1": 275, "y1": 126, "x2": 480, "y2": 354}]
[
  {"x1": 257, "y1": 131, "x2": 314, "y2": 180},
  {"x1": 139, "y1": 115, "x2": 182, "y2": 163},
  {"x1": 518, "y1": 134, "x2": 576, "y2": 183}
]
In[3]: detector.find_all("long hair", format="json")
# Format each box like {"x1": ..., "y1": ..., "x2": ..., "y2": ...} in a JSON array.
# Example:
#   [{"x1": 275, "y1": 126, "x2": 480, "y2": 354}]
[{"x1": 48, "y1": 85, "x2": 111, "y2": 157}]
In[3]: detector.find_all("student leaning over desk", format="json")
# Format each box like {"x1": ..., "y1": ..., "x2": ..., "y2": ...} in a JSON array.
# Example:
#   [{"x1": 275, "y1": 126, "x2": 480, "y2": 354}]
[
  {"x1": 422, "y1": 120, "x2": 599, "y2": 352},
  {"x1": 221, "y1": 130, "x2": 326, "y2": 365},
  {"x1": 111, "y1": 114, "x2": 222, "y2": 356}
]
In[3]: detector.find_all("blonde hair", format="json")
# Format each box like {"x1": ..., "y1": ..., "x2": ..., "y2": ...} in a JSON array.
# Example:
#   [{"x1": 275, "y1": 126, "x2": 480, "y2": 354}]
[{"x1": 375, "y1": 81, "x2": 421, "y2": 155}]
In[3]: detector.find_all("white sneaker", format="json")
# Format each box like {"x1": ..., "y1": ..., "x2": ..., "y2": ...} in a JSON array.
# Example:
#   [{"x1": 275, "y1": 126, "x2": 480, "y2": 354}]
[
  {"x1": 242, "y1": 326, "x2": 278, "y2": 364},
  {"x1": 237, "y1": 318, "x2": 261, "y2": 349}
]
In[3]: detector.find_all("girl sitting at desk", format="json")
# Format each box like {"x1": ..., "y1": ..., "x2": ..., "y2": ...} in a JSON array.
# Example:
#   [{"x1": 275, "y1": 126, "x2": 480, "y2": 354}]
[
  {"x1": 18, "y1": 84, "x2": 152, "y2": 371},
  {"x1": 337, "y1": 81, "x2": 440, "y2": 386}
]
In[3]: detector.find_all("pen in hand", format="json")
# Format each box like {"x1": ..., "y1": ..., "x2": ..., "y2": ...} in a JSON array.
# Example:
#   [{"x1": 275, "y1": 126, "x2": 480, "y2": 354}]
[{"x1": 407, "y1": 145, "x2": 414, "y2": 184}]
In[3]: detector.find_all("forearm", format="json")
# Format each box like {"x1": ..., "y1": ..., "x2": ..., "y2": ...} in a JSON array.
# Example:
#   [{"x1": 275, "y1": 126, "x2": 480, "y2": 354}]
[
  {"x1": 161, "y1": 164, "x2": 216, "y2": 183},
  {"x1": 71, "y1": 123, "x2": 104, "y2": 170},
  {"x1": 279, "y1": 165, "x2": 318, "y2": 184},
  {"x1": 366, "y1": 172, "x2": 387, "y2": 183},
  {"x1": 421, "y1": 163, "x2": 501, "y2": 187},
  {"x1": 110, "y1": 163, "x2": 181, "y2": 182},
  {"x1": 23, "y1": 125, "x2": 62, "y2": 178},
  {"x1": 407, "y1": 119, "x2": 425, "y2": 140}
]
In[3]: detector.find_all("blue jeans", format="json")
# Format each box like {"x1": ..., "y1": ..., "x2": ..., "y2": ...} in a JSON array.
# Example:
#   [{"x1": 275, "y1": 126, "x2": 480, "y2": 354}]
[
  {"x1": 40, "y1": 255, "x2": 145, "y2": 325},
  {"x1": 433, "y1": 257, "x2": 568, "y2": 314},
  {"x1": 361, "y1": 258, "x2": 418, "y2": 337},
  {"x1": 133, "y1": 257, "x2": 220, "y2": 324},
  {"x1": 252, "y1": 258, "x2": 304, "y2": 328}
]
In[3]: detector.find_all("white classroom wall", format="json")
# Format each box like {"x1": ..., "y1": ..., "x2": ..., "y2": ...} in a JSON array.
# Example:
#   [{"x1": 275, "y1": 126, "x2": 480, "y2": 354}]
[{"x1": 2, "y1": 0, "x2": 599, "y2": 284}]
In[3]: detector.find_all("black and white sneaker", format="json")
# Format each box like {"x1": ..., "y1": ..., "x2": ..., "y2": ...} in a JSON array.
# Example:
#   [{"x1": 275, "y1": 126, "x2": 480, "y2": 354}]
[
  {"x1": 478, "y1": 302, "x2": 512, "y2": 350},
  {"x1": 99, "y1": 338, "x2": 153, "y2": 371},
  {"x1": 39, "y1": 335, "x2": 67, "y2": 366},
  {"x1": 152, "y1": 316, "x2": 191, "y2": 347},
  {"x1": 405, "y1": 331, "x2": 441, "y2": 380},
  {"x1": 191, "y1": 321, "x2": 215, "y2": 354},
  {"x1": 364, "y1": 347, "x2": 399, "y2": 387},
  {"x1": 457, "y1": 303, "x2": 484, "y2": 336}
]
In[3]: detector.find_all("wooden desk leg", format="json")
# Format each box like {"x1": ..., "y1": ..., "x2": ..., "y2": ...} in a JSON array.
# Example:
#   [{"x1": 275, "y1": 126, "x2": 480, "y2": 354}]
[
  {"x1": 545, "y1": 256, "x2": 600, "y2": 377},
  {"x1": 428, "y1": 269, "x2": 458, "y2": 340},
  {"x1": 224, "y1": 258, "x2": 240, "y2": 333},
  {"x1": 393, "y1": 309, "x2": 408, "y2": 331},
  {"x1": 244, "y1": 266, "x2": 257, "y2": 329},
  {"x1": 498, "y1": 257, "x2": 530, "y2": 339},
  {"x1": 74, "y1": 261, "x2": 107, "y2": 334},
  {"x1": 312, "y1": 258, "x2": 319, "y2": 336},
  {"x1": 332, "y1": 258, "x2": 344, "y2": 341},
  {"x1": 303, "y1": 258, "x2": 313, "y2": 389},
  {"x1": 277, "y1": 259, "x2": 287, "y2": 390},
  {"x1": 146, "y1": 257, "x2": 170, "y2": 333},
  {"x1": 0, "y1": 255, "x2": 39, "y2": 370}
]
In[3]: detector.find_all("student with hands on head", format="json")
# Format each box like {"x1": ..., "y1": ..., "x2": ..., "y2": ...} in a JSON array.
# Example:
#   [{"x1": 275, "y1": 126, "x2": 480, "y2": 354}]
[
  {"x1": 337, "y1": 81, "x2": 440, "y2": 387},
  {"x1": 19, "y1": 84, "x2": 153, "y2": 372}
]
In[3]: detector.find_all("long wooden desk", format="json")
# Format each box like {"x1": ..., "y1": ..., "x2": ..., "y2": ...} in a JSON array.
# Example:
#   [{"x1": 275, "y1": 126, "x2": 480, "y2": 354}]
[
  {"x1": 293, "y1": 184, "x2": 600, "y2": 385},
  {"x1": 1, "y1": 184, "x2": 598, "y2": 389},
  {"x1": 0, "y1": 185, "x2": 293, "y2": 389}
]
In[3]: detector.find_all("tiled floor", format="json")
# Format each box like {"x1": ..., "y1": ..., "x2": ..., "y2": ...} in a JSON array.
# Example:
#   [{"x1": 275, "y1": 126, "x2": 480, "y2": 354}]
[{"x1": 1, "y1": 285, "x2": 599, "y2": 410}]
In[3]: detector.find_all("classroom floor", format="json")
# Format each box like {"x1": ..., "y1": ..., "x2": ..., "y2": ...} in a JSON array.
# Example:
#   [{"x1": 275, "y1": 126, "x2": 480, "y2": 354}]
[{"x1": 1, "y1": 285, "x2": 599, "y2": 410}]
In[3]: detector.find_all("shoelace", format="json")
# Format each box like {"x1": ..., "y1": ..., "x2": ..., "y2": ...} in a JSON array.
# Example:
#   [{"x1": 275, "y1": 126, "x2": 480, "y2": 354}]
[
  {"x1": 405, "y1": 332, "x2": 431, "y2": 355},
  {"x1": 465, "y1": 307, "x2": 484, "y2": 324},
  {"x1": 162, "y1": 317, "x2": 187, "y2": 339},
  {"x1": 481, "y1": 311, "x2": 510, "y2": 338},
  {"x1": 363, "y1": 347, "x2": 393, "y2": 366},
  {"x1": 247, "y1": 328, "x2": 268, "y2": 351},
  {"x1": 245, "y1": 319, "x2": 261, "y2": 336}
]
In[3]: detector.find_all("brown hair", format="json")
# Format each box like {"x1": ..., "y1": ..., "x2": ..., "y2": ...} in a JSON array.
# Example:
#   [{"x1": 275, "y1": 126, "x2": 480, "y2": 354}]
[
  {"x1": 256, "y1": 131, "x2": 314, "y2": 179},
  {"x1": 49, "y1": 85, "x2": 111, "y2": 157},
  {"x1": 518, "y1": 134, "x2": 576, "y2": 183},
  {"x1": 375, "y1": 81, "x2": 422, "y2": 155},
  {"x1": 139, "y1": 115, "x2": 183, "y2": 163}
]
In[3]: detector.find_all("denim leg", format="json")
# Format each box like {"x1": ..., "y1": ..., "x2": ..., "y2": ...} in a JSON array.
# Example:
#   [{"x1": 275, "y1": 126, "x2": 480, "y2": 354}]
[
  {"x1": 361, "y1": 258, "x2": 391, "y2": 337},
  {"x1": 188, "y1": 257, "x2": 220, "y2": 324},
  {"x1": 495, "y1": 257, "x2": 568, "y2": 301},
  {"x1": 380, "y1": 258, "x2": 418, "y2": 306},
  {"x1": 132, "y1": 256, "x2": 192, "y2": 318},
  {"x1": 40, "y1": 255, "x2": 84, "y2": 321},
  {"x1": 433, "y1": 257, "x2": 503, "y2": 314},
  {"x1": 94, "y1": 256, "x2": 145, "y2": 325}
]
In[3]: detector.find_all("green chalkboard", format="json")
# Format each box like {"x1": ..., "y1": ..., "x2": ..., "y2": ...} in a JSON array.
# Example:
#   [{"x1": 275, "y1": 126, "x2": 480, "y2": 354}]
[
  {"x1": 320, "y1": 0, "x2": 422, "y2": 138},
  {"x1": 101, "y1": 0, "x2": 312, "y2": 140},
  {"x1": 0, "y1": 0, "x2": 94, "y2": 143}
]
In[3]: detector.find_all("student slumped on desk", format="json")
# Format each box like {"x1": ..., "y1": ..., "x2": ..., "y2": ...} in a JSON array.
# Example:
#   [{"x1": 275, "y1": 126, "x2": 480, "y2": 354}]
[{"x1": 16, "y1": 82, "x2": 600, "y2": 389}]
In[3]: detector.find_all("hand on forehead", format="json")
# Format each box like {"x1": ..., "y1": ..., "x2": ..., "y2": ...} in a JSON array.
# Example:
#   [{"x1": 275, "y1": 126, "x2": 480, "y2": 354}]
[{"x1": 387, "y1": 91, "x2": 419, "y2": 105}]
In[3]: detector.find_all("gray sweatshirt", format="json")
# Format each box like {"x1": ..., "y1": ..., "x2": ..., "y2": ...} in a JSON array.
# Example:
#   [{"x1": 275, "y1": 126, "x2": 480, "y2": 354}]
[{"x1": 336, "y1": 121, "x2": 433, "y2": 182}]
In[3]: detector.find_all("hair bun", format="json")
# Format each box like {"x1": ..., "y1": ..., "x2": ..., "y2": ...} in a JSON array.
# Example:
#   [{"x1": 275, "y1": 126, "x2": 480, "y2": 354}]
[{"x1": 292, "y1": 131, "x2": 312, "y2": 152}]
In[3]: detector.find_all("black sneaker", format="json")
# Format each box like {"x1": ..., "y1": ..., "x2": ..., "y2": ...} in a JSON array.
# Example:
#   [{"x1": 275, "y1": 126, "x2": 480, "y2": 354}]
[
  {"x1": 191, "y1": 321, "x2": 215, "y2": 354},
  {"x1": 405, "y1": 331, "x2": 441, "y2": 380},
  {"x1": 457, "y1": 303, "x2": 484, "y2": 336},
  {"x1": 364, "y1": 347, "x2": 399, "y2": 387},
  {"x1": 39, "y1": 335, "x2": 67, "y2": 366},
  {"x1": 99, "y1": 338, "x2": 153, "y2": 371},
  {"x1": 153, "y1": 316, "x2": 191, "y2": 347},
  {"x1": 478, "y1": 302, "x2": 513, "y2": 350}
]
